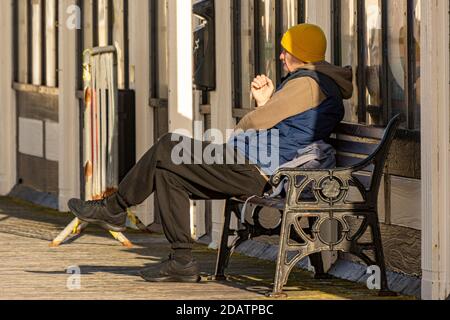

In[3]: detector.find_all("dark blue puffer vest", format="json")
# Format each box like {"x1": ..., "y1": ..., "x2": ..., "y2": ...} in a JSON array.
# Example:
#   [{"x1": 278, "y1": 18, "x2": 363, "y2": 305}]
[
  {"x1": 272, "y1": 69, "x2": 345, "y2": 165},
  {"x1": 230, "y1": 69, "x2": 345, "y2": 175}
]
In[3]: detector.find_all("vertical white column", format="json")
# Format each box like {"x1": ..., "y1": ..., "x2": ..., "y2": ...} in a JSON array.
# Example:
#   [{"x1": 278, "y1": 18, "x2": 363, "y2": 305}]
[
  {"x1": 167, "y1": 0, "x2": 194, "y2": 132},
  {"x1": 209, "y1": 0, "x2": 235, "y2": 248},
  {"x1": 193, "y1": 91, "x2": 206, "y2": 239},
  {"x1": 421, "y1": 0, "x2": 450, "y2": 301},
  {"x1": 58, "y1": 0, "x2": 80, "y2": 211},
  {"x1": 0, "y1": 0, "x2": 17, "y2": 195},
  {"x1": 128, "y1": 0, "x2": 154, "y2": 226},
  {"x1": 167, "y1": 0, "x2": 202, "y2": 239},
  {"x1": 305, "y1": 0, "x2": 332, "y2": 62}
]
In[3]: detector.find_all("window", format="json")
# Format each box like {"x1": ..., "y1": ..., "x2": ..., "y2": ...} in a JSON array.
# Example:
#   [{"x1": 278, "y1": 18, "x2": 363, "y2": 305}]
[
  {"x1": 232, "y1": 0, "x2": 305, "y2": 113},
  {"x1": 149, "y1": 0, "x2": 169, "y2": 139},
  {"x1": 386, "y1": 0, "x2": 421, "y2": 129},
  {"x1": 364, "y1": 0, "x2": 382, "y2": 122},
  {"x1": 334, "y1": 0, "x2": 421, "y2": 130},
  {"x1": 338, "y1": 0, "x2": 359, "y2": 122},
  {"x1": 14, "y1": 0, "x2": 59, "y2": 87},
  {"x1": 255, "y1": 0, "x2": 277, "y2": 82}
]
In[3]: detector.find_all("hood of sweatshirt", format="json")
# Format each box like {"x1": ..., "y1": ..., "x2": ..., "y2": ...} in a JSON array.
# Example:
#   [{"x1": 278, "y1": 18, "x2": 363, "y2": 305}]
[{"x1": 298, "y1": 61, "x2": 354, "y2": 99}]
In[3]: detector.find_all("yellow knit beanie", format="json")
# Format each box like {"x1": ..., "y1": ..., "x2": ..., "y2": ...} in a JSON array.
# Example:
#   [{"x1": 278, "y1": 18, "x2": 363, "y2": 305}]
[{"x1": 281, "y1": 23, "x2": 327, "y2": 63}]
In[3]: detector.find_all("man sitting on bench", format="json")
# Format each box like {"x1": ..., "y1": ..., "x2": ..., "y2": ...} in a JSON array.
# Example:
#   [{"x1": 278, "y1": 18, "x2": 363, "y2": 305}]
[{"x1": 68, "y1": 23, "x2": 353, "y2": 283}]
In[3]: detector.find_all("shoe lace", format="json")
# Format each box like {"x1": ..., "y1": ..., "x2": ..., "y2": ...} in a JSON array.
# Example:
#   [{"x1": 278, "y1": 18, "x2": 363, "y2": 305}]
[{"x1": 86, "y1": 199, "x2": 105, "y2": 208}]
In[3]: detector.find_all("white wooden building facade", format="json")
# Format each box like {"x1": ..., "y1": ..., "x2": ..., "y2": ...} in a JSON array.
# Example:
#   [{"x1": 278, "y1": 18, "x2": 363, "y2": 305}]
[{"x1": 0, "y1": 0, "x2": 449, "y2": 299}]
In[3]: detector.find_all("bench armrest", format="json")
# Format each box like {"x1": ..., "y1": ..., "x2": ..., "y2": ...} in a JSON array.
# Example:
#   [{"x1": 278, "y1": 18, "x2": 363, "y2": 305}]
[
  {"x1": 270, "y1": 167, "x2": 338, "y2": 187},
  {"x1": 269, "y1": 166, "x2": 373, "y2": 209}
]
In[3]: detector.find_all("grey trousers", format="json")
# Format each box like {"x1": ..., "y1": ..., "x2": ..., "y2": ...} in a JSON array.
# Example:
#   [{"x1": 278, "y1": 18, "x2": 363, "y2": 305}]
[{"x1": 109, "y1": 133, "x2": 268, "y2": 249}]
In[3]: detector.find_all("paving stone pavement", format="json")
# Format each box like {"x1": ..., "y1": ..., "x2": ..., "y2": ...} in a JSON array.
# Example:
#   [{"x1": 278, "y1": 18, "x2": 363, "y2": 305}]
[{"x1": 0, "y1": 197, "x2": 415, "y2": 300}]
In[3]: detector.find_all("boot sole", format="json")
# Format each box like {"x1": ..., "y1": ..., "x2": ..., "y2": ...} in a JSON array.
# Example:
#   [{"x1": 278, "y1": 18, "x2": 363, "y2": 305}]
[
  {"x1": 140, "y1": 273, "x2": 201, "y2": 283},
  {"x1": 68, "y1": 202, "x2": 126, "y2": 233}
]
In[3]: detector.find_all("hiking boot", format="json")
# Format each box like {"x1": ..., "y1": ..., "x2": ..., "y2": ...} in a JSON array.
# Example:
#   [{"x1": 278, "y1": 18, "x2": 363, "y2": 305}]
[
  {"x1": 68, "y1": 198, "x2": 127, "y2": 232},
  {"x1": 139, "y1": 255, "x2": 201, "y2": 283}
]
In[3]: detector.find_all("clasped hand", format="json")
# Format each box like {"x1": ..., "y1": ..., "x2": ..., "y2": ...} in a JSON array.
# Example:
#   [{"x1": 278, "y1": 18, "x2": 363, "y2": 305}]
[{"x1": 251, "y1": 75, "x2": 275, "y2": 107}]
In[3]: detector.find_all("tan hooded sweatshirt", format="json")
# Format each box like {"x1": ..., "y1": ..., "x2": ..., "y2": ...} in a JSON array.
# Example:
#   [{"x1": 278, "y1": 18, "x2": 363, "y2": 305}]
[{"x1": 235, "y1": 61, "x2": 354, "y2": 131}]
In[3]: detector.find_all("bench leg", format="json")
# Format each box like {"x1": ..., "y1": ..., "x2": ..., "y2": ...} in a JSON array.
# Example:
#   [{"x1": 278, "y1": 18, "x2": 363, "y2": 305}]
[
  {"x1": 306, "y1": 217, "x2": 330, "y2": 279},
  {"x1": 269, "y1": 212, "x2": 316, "y2": 298},
  {"x1": 310, "y1": 253, "x2": 328, "y2": 278},
  {"x1": 268, "y1": 210, "x2": 298, "y2": 298},
  {"x1": 370, "y1": 216, "x2": 397, "y2": 296},
  {"x1": 269, "y1": 212, "x2": 332, "y2": 297},
  {"x1": 214, "y1": 200, "x2": 234, "y2": 280}
]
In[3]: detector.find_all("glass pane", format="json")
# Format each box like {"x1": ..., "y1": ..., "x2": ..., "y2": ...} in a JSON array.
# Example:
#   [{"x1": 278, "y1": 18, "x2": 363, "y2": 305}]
[
  {"x1": 17, "y1": 0, "x2": 29, "y2": 83},
  {"x1": 153, "y1": 0, "x2": 169, "y2": 139},
  {"x1": 82, "y1": 0, "x2": 94, "y2": 50},
  {"x1": 387, "y1": 0, "x2": 407, "y2": 125},
  {"x1": 340, "y1": 0, "x2": 359, "y2": 123},
  {"x1": 32, "y1": 0, "x2": 42, "y2": 86},
  {"x1": 256, "y1": 0, "x2": 276, "y2": 81},
  {"x1": 282, "y1": 0, "x2": 298, "y2": 33},
  {"x1": 45, "y1": 0, "x2": 58, "y2": 87},
  {"x1": 240, "y1": 0, "x2": 255, "y2": 109},
  {"x1": 413, "y1": 0, "x2": 421, "y2": 130},
  {"x1": 365, "y1": 0, "x2": 382, "y2": 124},
  {"x1": 97, "y1": 0, "x2": 109, "y2": 46},
  {"x1": 157, "y1": 0, "x2": 169, "y2": 100},
  {"x1": 112, "y1": 0, "x2": 126, "y2": 89}
]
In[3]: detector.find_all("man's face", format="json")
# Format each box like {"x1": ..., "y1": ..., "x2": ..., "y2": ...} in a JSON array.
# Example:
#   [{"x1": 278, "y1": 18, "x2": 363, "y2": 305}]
[{"x1": 280, "y1": 49, "x2": 298, "y2": 73}]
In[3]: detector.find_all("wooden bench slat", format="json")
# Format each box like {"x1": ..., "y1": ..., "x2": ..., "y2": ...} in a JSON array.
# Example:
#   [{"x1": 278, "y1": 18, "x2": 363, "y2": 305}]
[
  {"x1": 234, "y1": 196, "x2": 285, "y2": 210},
  {"x1": 336, "y1": 155, "x2": 375, "y2": 171},
  {"x1": 329, "y1": 138, "x2": 379, "y2": 156},
  {"x1": 351, "y1": 172, "x2": 372, "y2": 189},
  {"x1": 334, "y1": 123, "x2": 385, "y2": 140}
]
